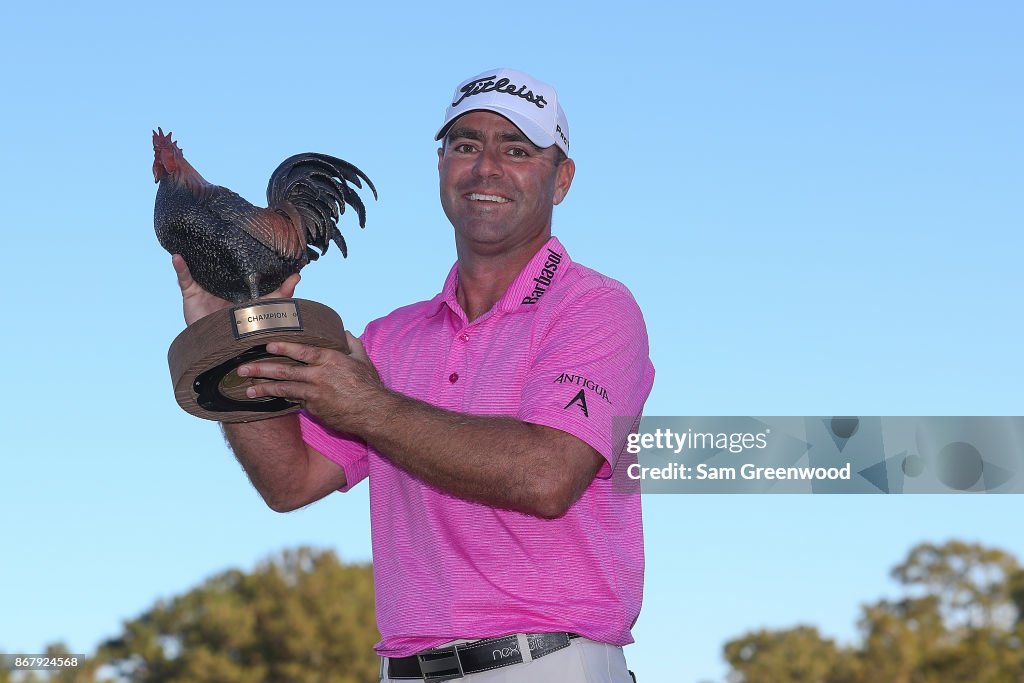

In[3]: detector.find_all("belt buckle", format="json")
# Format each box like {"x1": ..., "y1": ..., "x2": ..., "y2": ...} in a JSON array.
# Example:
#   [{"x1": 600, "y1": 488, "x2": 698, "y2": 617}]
[{"x1": 417, "y1": 646, "x2": 464, "y2": 681}]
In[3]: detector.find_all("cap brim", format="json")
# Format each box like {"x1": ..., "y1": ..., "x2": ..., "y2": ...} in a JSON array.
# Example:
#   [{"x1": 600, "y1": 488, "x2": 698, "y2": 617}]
[{"x1": 434, "y1": 106, "x2": 557, "y2": 152}]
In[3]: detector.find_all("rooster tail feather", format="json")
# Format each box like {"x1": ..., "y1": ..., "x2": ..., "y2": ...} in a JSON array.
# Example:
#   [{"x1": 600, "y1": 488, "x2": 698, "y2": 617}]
[
  {"x1": 331, "y1": 231, "x2": 349, "y2": 258},
  {"x1": 267, "y1": 154, "x2": 376, "y2": 259},
  {"x1": 340, "y1": 185, "x2": 368, "y2": 229},
  {"x1": 292, "y1": 181, "x2": 342, "y2": 253}
]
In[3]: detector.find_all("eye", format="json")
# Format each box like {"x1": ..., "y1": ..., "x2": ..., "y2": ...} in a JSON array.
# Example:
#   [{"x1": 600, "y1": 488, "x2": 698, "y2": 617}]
[
  {"x1": 453, "y1": 143, "x2": 476, "y2": 154},
  {"x1": 506, "y1": 147, "x2": 529, "y2": 158}
]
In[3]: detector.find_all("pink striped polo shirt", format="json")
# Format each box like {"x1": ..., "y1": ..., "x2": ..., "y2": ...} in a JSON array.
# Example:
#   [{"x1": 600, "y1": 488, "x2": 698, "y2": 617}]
[{"x1": 299, "y1": 236, "x2": 655, "y2": 657}]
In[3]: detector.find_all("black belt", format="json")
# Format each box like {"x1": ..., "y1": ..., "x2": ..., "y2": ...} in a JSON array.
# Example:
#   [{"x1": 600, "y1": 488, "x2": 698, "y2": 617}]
[{"x1": 386, "y1": 632, "x2": 580, "y2": 681}]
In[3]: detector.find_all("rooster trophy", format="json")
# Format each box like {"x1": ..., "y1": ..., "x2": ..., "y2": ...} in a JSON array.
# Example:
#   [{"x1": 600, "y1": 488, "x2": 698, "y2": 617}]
[
  {"x1": 153, "y1": 128, "x2": 377, "y2": 423},
  {"x1": 153, "y1": 128, "x2": 375, "y2": 302}
]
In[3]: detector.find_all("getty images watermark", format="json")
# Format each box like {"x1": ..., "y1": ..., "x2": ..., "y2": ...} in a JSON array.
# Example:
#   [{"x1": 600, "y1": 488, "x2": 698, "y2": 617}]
[
  {"x1": 626, "y1": 426, "x2": 852, "y2": 483},
  {"x1": 611, "y1": 417, "x2": 1024, "y2": 494}
]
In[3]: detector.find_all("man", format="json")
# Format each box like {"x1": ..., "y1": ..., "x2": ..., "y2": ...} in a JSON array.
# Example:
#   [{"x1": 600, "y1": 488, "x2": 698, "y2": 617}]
[{"x1": 174, "y1": 68, "x2": 654, "y2": 682}]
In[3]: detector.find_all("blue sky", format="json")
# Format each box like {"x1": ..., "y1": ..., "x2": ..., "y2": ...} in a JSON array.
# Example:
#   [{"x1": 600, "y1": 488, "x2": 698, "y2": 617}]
[{"x1": 1, "y1": 2, "x2": 1022, "y2": 681}]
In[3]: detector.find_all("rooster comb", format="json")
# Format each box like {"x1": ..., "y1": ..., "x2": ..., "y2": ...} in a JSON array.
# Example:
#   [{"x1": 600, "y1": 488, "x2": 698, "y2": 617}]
[{"x1": 152, "y1": 127, "x2": 182, "y2": 153}]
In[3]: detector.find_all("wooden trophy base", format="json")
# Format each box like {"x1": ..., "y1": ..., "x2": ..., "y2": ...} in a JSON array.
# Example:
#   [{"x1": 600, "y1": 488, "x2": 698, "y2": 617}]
[{"x1": 167, "y1": 298, "x2": 348, "y2": 423}]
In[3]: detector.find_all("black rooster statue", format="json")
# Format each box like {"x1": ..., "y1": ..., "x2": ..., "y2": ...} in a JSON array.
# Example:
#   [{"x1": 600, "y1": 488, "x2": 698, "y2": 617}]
[{"x1": 153, "y1": 128, "x2": 376, "y2": 304}]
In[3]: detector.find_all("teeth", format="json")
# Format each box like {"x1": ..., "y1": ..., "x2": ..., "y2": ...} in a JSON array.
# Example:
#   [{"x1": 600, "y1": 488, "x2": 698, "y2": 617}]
[{"x1": 468, "y1": 193, "x2": 509, "y2": 203}]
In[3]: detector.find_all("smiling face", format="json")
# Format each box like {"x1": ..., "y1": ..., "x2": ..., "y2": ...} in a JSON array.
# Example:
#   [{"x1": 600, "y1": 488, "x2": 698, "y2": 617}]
[{"x1": 438, "y1": 111, "x2": 574, "y2": 258}]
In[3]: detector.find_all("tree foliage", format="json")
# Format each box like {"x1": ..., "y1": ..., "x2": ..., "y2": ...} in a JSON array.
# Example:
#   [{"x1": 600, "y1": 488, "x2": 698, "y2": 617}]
[
  {"x1": 2, "y1": 548, "x2": 377, "y2": 682},
  {"x1": 724, "y1": 540, "x2": 1024, "y2": 683},
  {"x1": 91, "y1": 547, "x2": 378, "y2": 683},
  {"x1": 891, "y1": 540, "x2": 1020, "y2": 631},
  {"x1": 723, "y1": 625, "x2": 859, "y2": 683}
]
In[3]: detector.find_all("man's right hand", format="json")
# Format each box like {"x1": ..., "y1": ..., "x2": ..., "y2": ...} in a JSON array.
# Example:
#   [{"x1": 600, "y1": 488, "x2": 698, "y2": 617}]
[
  {"x1": 171, "y1": 254, "x2": 336, "y2": 510},
  {"x1": 171, "y1": 254, "x2": 300, "y2": 326},
  {"x1": 172, "y1": 254, "x2": 231, "y2": 326}
]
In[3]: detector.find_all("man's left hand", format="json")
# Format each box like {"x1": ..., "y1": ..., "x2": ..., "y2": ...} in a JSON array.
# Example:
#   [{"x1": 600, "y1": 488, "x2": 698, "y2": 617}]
[{"x1": 237, "y1": 334, "x2": 384, "y2": 435}]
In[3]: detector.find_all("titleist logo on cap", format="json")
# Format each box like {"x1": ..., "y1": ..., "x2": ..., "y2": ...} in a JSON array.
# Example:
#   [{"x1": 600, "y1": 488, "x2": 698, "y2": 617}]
[
  {"x1": 435, "y1": 68, "x2": 569, "y2": 155},
  {"x1": 452, "y1": 75, "x2": 549, "y2": 109}
]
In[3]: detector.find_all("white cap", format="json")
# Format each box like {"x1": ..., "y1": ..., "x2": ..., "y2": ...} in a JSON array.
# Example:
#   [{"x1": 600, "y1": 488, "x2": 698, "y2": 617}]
[{"x1": 435, "y1": 68, "x2": 570, "y2": 156}]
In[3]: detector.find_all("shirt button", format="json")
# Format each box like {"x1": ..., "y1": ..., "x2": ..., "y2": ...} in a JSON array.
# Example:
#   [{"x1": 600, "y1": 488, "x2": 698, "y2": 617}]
[
  {"x1": 449, "y1": 373, "x2": 459, "y2": 383},
  {"x1": 460, "y1": 333, "x2": 470, "y2": 342}
]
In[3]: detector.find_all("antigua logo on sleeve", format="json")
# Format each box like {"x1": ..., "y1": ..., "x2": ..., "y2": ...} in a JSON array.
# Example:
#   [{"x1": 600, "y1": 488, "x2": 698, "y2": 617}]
[
  {"x1": 564, "y1": 389, "x2": 589, "y2": 417},
  {"x1": 554, "y1": 373, "x2": 612, "y2": 404},
  {"x1": 557, "y1": 371, "x2": 617, "y2": 419}
]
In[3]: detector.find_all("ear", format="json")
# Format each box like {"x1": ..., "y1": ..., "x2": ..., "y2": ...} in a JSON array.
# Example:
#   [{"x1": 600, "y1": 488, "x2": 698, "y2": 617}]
[{"x1": 552, "y1": 158, "x2": 575, "y2": 206}]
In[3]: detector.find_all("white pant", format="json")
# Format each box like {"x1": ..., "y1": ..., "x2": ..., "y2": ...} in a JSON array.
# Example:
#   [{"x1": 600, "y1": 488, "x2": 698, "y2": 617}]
[{"x1": 380, "y1": 637, "x2": 633, "y2": 683}]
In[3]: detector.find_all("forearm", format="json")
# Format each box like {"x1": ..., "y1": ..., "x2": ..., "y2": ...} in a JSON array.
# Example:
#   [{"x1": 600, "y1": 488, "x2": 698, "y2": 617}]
[
  {"x1": 237, "y1": 340, "x2": 603, "y2": 517},
  {"x1": 353, "y1": 389, "x2": 600, "y2": 518},
  {"x1": 221, "y1": 414, "x2": 345, "y2": 512}
]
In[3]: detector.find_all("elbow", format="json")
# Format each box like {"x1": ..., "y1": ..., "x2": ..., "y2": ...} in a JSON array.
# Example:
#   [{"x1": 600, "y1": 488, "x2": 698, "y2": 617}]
[
  {"x1": 528, "y1": 478, "x2": 579, "y2": 520},
  {"x1": 520, "y1": 435, "x2": 603, "y2": 519},
  {"x1": 534, "y1": 499, "x2": 571, "y2": 520},
  {"x1": 525, "y1": 454, "x2": 601, "y2": 519},
  {"x1": 263, "y1": 492, "x2": 307, "y2": 514}
]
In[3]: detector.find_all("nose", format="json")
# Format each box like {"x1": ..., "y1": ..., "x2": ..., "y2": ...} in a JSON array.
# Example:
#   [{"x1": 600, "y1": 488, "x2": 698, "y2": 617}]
[{"x1": 472, "y1": 145, "x2": 503, "y2": 178}]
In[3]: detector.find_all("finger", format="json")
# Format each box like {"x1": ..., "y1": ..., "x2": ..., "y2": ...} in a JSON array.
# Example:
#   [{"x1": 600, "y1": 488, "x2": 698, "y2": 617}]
[
  {"x1": 263, "y1": 273, "x2": 301, "y2": 300},
  {"x1": 345, "y1": 333, "x2": 369, "y2": 362},
  {"x1": 172, "y1": 254, "x2": 195, "y2": 291},
  {"x1": 278, "y1": 274, "x2": 299, "y2": 296},
  {"x1": 244, "y1": 378, "x2": 308, "y2": 401},
  {"x1": 264, "y1": 341, "x2": 328, "y2": 365},
  {"x1": 236, "y1": 358, "x2": 315, "y2": 381}
]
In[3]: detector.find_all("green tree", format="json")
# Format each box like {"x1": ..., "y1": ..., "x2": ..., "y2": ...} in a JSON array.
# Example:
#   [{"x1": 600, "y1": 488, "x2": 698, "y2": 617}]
[
  {"x1": 724, "y1": 625, "x2": 859, "y2": 683},
  {"x1": 891, "y1": 540, "x2": 1020, "y2": 631},
  {"x1": 724, "y1": 540, "x2": 1024, "y2": 683},
  {"x1": 97, "y1": 547, "x2": 378, "y2": 683},
  {"x1": 857, "y1": 596, "x2": 944, "y2": 683},
  {"x1": 1010, "y1": 567, "x2": 1024, "y2": 627}
]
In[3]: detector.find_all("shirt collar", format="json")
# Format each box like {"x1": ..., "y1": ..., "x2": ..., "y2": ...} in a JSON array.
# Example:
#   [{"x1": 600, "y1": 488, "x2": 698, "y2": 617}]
[
  {"x1": 496, "y1": 236, "x2": 571, "y2": 313},
  {"x1": 423, "y1": 261, "x2": 461, "y2": 318},
  {"x1": 424, "y1": 237, "x2": 572, "y2": 319}
]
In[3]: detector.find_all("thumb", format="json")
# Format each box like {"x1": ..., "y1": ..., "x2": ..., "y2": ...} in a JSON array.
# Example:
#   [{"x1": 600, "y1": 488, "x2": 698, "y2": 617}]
[
  {"x1": 172, "y1": 254, "x2": 196, "y2": 293},
  {"x1": 345, "y1": 332, "x2": 368, "y2": 361},
  {"x1": 269, "y1": 273, "x2": 301, "y2": 299}
]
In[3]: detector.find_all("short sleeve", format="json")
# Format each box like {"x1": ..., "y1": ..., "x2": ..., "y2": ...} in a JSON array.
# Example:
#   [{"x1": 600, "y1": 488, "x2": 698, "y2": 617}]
[
  {"x1": 298, "y1": 412, "x2": 369, "y2": 491},
  {"x1": 518, "y1": 285, "x2": 655, "y2": 477},
  {"x1": 296, "y1": 326, "x2": 381, "y2": 492}
]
